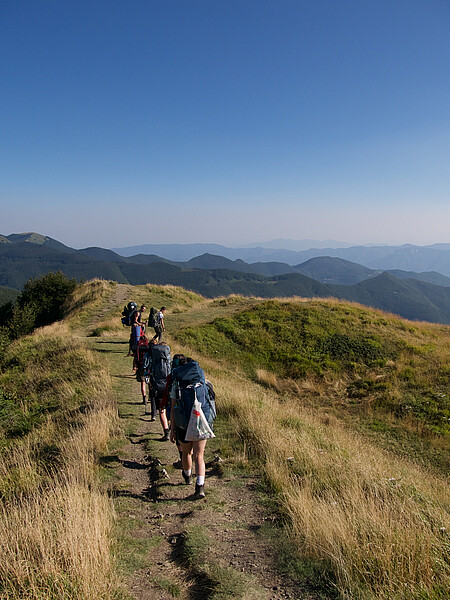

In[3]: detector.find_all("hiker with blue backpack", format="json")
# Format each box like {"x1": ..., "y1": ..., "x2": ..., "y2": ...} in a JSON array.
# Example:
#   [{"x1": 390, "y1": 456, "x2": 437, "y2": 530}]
[
  {"x1": 146, "y1": 340, "x2": 171, "y2": 440},
  {"x1": 160, "y1": 353, "x2": 188, "y2": 468},
  {"x1": 169, "y1": 358, "x2": 216, "y2": 499}
]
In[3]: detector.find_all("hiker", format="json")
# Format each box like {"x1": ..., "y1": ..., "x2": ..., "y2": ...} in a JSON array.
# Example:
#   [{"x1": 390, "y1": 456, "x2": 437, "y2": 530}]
[
  {"x1": 133, "y1": 304, "x2": 147, "y2": 330},
  {"x1": 169, "y1": 359, "x2": 216, "y2": 499},
  {"x1": 152, "y1": 306, "x2": 166, "y2": 342},
  {"x1": 129, "y1": 305, "x2": 146, "y2": 362},
  {"x1": 148, "y1": 340, "x2": 171, "y2": 439},
  {"x1": 135, "y1": 332, "x2": 150, "y2": 407},
  {"x1": 160, "y1": 353, "x2": 188, "y2": 468}
]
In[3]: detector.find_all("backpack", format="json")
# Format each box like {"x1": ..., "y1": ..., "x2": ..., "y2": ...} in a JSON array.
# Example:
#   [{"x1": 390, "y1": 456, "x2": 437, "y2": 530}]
[
  {"x1": 121, "y1": 301, "x2": 138, "y2": 326},
  {"x1": 172, "y1": 361, "x2": 216, "y2": 429},
  {"x1": 150, "y1": 343, "x2": 171, "y2": 393},
  {"x1": 205, "y1": 379, "x2": 217, "y2": 423},
  {"x1": 149, "y1": 307, "x2": 159, "y2": 328},
  {"x1": 131, "y1": 325, "x2": 142, "y2": 350},
  {"x1": 135, "y1": 335, "x2": 149, "y2": 369}
]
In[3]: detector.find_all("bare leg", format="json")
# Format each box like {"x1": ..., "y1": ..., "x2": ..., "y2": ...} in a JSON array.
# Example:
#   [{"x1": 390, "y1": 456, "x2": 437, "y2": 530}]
[
  {"x1": 192, "y1": 440, "x2": 207, "y2": 478},
  {"x1": 180, "y1": 441, "x2": 193, "y2": 472},
  {"x1": 159, "y1": 408, "x2": 169, "y2": 431}
]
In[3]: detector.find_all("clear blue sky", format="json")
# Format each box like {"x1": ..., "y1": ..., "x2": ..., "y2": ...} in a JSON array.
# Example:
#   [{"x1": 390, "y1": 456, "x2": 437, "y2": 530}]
[{"x1": 1, "y1": 0, "x2": 449, "y2": 248}]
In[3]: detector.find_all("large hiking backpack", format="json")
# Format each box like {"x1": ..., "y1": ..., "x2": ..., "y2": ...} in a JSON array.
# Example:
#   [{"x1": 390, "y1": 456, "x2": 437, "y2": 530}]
[
  {"x1": 135, "y1": 335, "x2": 149, "y2": 370},
  {"x1": 172, "y1": 361, "x2": 216, "y2": 429},
  {"x1": 148, "y1": 307, "x2": 159, "y2": 328},
  {"x1": 121, "y1": 301, "x2": 138, "y2": 326},
  {"x1": 150, "y1": 343, "x2": 171, "y2": 393}
]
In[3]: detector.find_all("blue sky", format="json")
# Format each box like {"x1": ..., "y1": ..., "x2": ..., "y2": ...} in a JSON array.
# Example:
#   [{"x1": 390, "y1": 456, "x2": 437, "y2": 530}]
[{"x1": 1, "y1": 0, "x2": 449, "y2": 248}]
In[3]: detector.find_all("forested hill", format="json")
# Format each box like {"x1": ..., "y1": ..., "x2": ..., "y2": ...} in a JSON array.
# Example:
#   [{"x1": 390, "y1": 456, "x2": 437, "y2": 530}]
[{"x1": 1, "y1": 233, "x2": 450, "y2": 324}]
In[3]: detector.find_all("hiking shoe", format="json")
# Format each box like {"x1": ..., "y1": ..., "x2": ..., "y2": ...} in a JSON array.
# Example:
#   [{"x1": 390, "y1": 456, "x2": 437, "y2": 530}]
[
  {"x1": 182, "y1": 471, "x2": 192, "y2": 485},
  {"x1": 194, "y1": 484, "x2": 205, "y2": 498},
  {"x1": 149, "y1": 414, "x2": 156, "y2": 422},
  {"x1": 172, "y1": 459, "x2": 182, "y2": 469},
  {"x1": 162, "y1": 431, "x2": 170, "y2": 442}
]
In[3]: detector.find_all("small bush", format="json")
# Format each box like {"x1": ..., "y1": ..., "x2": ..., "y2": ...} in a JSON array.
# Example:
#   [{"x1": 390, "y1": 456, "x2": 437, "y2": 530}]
[{"x1": 19, "y1": 271, "x2": 77, "y2": 328}]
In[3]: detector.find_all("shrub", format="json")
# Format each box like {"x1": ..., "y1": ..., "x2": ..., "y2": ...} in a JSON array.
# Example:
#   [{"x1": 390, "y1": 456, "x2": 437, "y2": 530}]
[{"x1": 18, "y1": 271, "x2": 77, "y2": 328}]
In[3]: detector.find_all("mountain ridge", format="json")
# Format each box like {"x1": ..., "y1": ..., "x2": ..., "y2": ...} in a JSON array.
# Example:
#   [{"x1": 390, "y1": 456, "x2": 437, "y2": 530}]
[
  {"x1": 1, "y1": 233, "x2": 449, "y2": 324},
  {"x1": 112, "y1": 241, "x2": 450, "y2": 276}
]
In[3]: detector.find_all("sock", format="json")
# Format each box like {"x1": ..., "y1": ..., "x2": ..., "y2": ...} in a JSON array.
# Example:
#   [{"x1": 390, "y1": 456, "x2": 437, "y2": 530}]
[
  {"x1": 184, "y1": 469, "x2": 192, "y2": 477},
  {"x1": 197, "y1": 475, "x2": 205, "y2": 486}
]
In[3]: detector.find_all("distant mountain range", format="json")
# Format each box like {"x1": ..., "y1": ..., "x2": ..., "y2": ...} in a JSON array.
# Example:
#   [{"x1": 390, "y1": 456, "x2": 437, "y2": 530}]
[
  {"x1": 1, "y1": 233, "x2": 450, "y2": 324},
  {"x1": 113, "y1": 241, "x2": 450, "y2": 277}
]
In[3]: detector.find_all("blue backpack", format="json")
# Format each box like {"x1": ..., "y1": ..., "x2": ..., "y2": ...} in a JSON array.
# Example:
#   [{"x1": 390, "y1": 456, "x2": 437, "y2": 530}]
[
  {"x1": 150, "y1": 343, "x2": 171, "y2": 393},
  {"x1": 172, "y1": 361, "x2": 216, "y2": 429}
]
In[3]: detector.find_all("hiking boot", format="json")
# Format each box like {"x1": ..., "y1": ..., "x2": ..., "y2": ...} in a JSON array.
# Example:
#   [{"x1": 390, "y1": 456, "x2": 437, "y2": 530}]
[
  {"x1": 194, "y1": 484, "x2": 205, "y2": 498},
  {"x1": 162, "y1": 430, "x2": 170, "y2": 442},
  {"x1": 182, "y1": 471, "x2": 192, "y2": 485}
]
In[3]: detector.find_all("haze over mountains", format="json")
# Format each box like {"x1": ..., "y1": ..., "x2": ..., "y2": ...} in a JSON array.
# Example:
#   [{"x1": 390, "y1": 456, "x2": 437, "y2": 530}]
[
  {"x1": 1, "y1": 233, "x2": 450, "y2": 324},
  {"x1": 113, "y1": 241, "x2": 450, "y2": 276}
]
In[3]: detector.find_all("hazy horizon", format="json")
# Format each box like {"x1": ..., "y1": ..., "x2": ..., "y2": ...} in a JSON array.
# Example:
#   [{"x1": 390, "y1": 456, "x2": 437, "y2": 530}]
[{"x1": 1, "y1": 231, "x2": 449, "y2": 252}]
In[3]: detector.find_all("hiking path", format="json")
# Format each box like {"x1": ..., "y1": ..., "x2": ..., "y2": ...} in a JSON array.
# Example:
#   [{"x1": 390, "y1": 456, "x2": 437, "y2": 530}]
[{"x1": 82, "y1": 284, "x2": 328, "y2": 600}]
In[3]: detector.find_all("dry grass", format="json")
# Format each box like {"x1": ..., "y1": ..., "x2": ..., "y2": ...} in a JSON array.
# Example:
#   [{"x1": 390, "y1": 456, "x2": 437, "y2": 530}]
[
  {"x1": 64, "y1": 279, "x2": 114, "y2": 319},
  {"x1": 215, "y1": 371, "x2": 449, "y2": 599},
  {"x1": 166, "y1": 324, "x2": 450, "y2": 600},
  {"x1": 0, "y1": 319, "x2": 120, "y2": 599}
]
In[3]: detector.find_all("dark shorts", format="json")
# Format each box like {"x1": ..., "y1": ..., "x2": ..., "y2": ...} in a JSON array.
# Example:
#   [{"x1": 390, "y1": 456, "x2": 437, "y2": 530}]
[
  {"x1": 176, "y1": 426, "x2": 187, "y2": 444},
  {"x1": 152, "y1": 389, "x2": 165, "y2": 411},
  {"x1": 136, "y1": 369, "x2": 149, "y2": 383}
]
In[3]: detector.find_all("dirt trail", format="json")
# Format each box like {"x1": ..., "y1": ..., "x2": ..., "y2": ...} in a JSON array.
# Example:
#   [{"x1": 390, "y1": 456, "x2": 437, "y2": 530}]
[{"x1": 85, "y1": 286, "x2": 326, "y2": 600}]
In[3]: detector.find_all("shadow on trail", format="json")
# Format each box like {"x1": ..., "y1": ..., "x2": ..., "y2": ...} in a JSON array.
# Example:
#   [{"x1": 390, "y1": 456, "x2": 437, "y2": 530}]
[
  {"x1": 108, "y1": 456, "x2": 164, "y2": 503},
  {"x1": 122, "y1": 459, "x2": 149, "y2": 470},
  {"x1": 93, "y1": 348, "x2": 125, "y2": 354},
  {"x1": 169, "y1": 535, "x2": 216, "y2": 600}
]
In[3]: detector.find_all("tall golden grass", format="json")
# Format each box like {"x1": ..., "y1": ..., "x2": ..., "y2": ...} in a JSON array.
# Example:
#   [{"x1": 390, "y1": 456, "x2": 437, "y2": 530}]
[
  {"x1": 166, "y1": 329, "x2": 449, "y2": 600},
  {"x1": 0, "y1": 317, "x2": 120, "y2": 599}
]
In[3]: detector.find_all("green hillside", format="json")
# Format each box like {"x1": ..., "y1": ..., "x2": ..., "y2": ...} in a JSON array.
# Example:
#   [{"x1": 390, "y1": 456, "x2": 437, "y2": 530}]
[
  {"x1": 174, "y1": 296, "x2": 450, "y2": 474},
  {"x1": 0, "y1": 285, "x2": 19, "y2": 307}
]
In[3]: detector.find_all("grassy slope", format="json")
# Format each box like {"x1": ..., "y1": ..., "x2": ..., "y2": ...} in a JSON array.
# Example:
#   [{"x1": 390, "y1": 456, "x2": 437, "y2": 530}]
[
  {"x1": 0, "y1": 280, "x2": 120, "y2": 599},
  {"x1": 1, "y1": 281, "x2": 448, "y2": 600},
  {"x1": 174, "y1": 296, "x2": 450, "y2": 475},
  {"x1": 161, "y1": 289, "x2": 449, "y2": 600}
]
